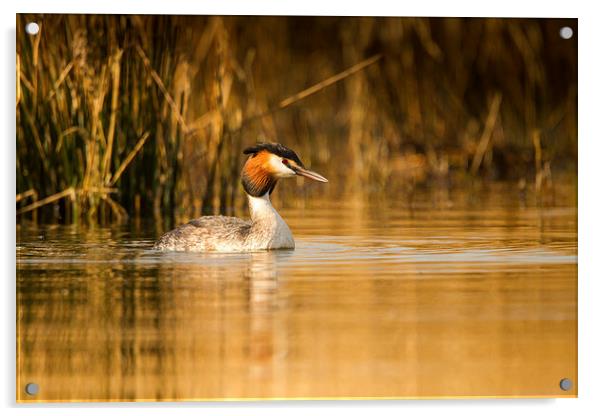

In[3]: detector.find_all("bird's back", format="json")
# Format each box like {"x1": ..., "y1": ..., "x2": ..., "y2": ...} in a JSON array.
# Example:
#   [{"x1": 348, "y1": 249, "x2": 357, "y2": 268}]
[{"x1": 154, "y1": 216, "x2": 252, "y2": 252}]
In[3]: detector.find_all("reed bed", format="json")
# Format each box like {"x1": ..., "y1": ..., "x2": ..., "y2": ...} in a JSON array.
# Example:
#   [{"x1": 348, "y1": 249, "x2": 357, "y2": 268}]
[{"x1": 16, "y1": 15, "x2": 577, "y2": 223}]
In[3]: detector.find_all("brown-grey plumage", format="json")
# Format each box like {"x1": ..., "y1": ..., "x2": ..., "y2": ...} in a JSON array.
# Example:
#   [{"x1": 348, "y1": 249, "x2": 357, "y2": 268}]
[
  {"x1": 154, "y1": 216, "x2": 252, "y2": 252},
  {"x1": 153, "y1": 142, "x2": 328, "y2": 252}
]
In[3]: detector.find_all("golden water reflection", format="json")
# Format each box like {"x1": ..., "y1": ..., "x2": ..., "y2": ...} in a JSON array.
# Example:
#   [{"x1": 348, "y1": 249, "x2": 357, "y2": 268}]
[{"x1": 16, "y1": 184, "x2": 577, "y2": 401}]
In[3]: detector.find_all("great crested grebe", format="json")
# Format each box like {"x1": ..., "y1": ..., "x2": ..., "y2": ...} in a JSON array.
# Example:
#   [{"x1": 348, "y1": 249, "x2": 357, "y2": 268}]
[{"x1": 154, "y1": 143, "x2": 328, "y2": 252}]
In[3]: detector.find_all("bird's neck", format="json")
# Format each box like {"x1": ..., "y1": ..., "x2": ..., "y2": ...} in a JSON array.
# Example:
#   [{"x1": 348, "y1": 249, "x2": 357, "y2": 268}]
[
  {"x1": 246, "y1": 192, "x2": 294, "y2": 249},
  {"x1": 247, "y1": 192, "x2": 280, "y2": 224}
]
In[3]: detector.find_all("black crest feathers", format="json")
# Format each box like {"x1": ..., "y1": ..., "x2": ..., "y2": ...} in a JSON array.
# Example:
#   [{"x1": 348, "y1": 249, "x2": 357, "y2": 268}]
[{"x1": 243, "y1": 142, "x2": 305, "y2": 168}]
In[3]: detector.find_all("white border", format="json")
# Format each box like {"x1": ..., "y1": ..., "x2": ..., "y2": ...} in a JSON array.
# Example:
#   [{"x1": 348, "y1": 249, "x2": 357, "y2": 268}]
[
  {"x1": 11, "y1": 0, "x2": 581, "y2": 17},
  {"x1": 3, "y1": 1, "x2": 602, "y2": 415}
]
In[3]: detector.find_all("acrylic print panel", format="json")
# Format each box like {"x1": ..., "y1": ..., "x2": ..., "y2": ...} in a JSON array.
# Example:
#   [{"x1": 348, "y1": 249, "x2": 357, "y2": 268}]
[{"x1": 16, "y1": 14, "x2": 577, "y2": 402}]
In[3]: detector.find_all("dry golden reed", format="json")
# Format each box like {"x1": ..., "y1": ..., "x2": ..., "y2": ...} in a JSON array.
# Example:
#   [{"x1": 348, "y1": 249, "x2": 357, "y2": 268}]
[{"x1": 16, "y1": 15, "x2": 577, "y2": 223}]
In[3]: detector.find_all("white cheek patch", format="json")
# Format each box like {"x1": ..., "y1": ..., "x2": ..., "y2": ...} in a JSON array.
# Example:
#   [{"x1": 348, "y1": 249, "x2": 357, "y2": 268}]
[{"x1": 267, "y1": 154, "x2": 296, "y2": 178}]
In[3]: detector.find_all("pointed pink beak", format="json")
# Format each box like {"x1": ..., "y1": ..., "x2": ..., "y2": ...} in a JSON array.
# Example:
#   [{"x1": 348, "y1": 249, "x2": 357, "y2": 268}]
[{"x1": 293, "y1": 166, "x2": 328, "y2": 182}]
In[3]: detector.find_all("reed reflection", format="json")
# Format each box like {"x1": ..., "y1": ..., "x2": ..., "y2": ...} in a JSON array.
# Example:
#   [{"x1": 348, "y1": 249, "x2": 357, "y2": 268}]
[{"x1": 16, "y1": 184, "x2": 577, "y2": 401}]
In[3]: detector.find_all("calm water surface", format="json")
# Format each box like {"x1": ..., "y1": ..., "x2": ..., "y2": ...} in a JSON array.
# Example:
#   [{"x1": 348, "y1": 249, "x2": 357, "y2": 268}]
[{"x1": 16, "y1": 184, "x2": 577, "y2": 401}]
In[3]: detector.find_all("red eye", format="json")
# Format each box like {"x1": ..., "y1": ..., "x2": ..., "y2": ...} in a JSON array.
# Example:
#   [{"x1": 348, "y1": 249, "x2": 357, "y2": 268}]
[{"x1": 282, "y1": 159, "x2": 289, "y2": 165}]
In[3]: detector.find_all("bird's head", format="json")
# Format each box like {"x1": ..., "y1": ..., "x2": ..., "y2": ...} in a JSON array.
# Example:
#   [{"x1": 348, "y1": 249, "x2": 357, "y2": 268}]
[{"x1": 241, "y1": 142, "x2": 328, "y2": 197}]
